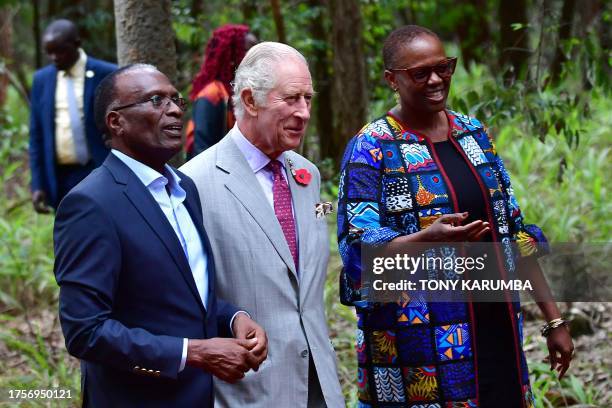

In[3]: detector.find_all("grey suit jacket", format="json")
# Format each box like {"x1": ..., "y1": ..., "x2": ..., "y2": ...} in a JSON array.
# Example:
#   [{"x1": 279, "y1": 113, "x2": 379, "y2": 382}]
[{"x1": 180, "y1": 129, "x2": 344, "y2": 408}]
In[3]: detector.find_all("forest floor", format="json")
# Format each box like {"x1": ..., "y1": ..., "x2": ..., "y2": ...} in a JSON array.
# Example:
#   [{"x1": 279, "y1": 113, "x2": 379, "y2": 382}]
[
  {"x1": 1, "y1": 303, "x2": 609, "y2": 407},
  {"x1": 324, "y1": 296, "x2": 611, "y2": 407},
  {"x1": 0, "y1": 214, "x2": 609, "y2": 407},
  {"x1": 521, "y1": 302, "x2": 611, "y2": 406}
]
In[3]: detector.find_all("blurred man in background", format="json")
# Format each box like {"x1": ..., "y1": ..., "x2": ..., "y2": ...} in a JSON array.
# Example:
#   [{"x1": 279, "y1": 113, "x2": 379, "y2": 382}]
[{"x1": 29, "y1": 19, "x2": 116, "y2": 212}]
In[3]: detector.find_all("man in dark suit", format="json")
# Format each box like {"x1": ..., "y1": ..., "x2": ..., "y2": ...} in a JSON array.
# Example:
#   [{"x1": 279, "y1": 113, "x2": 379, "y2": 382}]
[
  {"x1": 29, "y1": 19, "x2": 116, "y2": 212},
  {"x1": 54, "y1": 64, "x2": 267, "y2": 407}
]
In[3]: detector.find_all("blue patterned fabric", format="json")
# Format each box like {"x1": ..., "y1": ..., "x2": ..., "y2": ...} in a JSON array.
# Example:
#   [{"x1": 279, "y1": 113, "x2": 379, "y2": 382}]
[{"x1": 337, "y1": 111, "x2": 546, "y2": 407}]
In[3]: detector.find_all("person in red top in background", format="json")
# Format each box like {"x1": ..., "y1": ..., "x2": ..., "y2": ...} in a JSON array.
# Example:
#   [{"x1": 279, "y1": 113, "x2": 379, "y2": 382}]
[{"x1": 185, "y1": 24, "x2": 258, "y2": 158}]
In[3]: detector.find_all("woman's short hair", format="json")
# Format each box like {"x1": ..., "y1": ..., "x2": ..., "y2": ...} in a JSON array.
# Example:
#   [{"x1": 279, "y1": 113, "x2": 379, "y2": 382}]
[
  {"x1": 232, "y1": 42, "x2": 307, "y2": 120},
  {"x1": 382, "y1": 25, "x2": 439, "y2": 69}
]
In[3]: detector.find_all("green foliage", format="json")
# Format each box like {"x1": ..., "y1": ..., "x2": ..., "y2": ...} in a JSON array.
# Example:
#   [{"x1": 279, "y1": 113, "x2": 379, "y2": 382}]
[
  {"x1": 323, "y1": 210, "x2": 357, "y2": 405},
  {"x1": 0, "y1": 105, "x2": 56, "y2": 312},
  {"x1": 0, "y1": 100, "x2": 79, "y2": 406},
  {"x1": 450, "y1": 69, "x2": 589, "y2": 148},
  {"x1": 527, "y1": 338, "x2": 603, "y2": 407},
  {"x1": 1, "y1": 1, "x2": 609, "y2": 405},
  {"x1": 490, "y1": 88, "x2": 610, "y2": 243},
  {"x1": 0, "y1": 323, "x2": 81, "y2": 407},
  {"x1": 440, "y1": 37, "x2": 611, "y2": 244}
]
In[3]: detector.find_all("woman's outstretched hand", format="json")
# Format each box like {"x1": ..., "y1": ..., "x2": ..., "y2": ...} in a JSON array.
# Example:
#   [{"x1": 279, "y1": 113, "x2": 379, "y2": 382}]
[
  {"x1": 547, "y1": 325, "x2": 574, "y2": 379},
  {"x1": 422, "y1": 212, "x2": 490, "y2": 242}
]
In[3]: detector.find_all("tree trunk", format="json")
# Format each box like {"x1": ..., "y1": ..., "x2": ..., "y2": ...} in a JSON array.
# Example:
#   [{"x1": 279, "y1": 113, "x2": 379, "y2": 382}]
[
  {"x1": 498, "y1": 0, "x2": 529, "y2": 84},
  {"x1": 577, "y1": 0, "x2": 610, "y2": 90},
  {"x1": 307, "y1": 0, "x2": 334, "y2": 162},
  {"x1": 190, "y1": 0, "x2": 203, "y2": 20},
  {"x1": 396, "y1": 4, "x2": 414, "y2": 26},
  {"x1": 241, "y1": 0, "x2": 258, "y2": 21},
  {"x1": 269, "y1": 0, "x2": 286, "y2": 44},
  {"x1": 114, "y1": 0, "x2": 177, "y2": 82},
  {"x1": 595, "y1": 2, "x2": 611, "y2": 90},
  {"x1": 549, "y1": 0, "x2": 576, "y2": 86},
  {"x1": 329, "y1": 0, "x2": 367, "y2": 165},
  {"x1": 455, "y1": 0, "x2": 492, "y2": 70},
  {"x1": 32, "y1": 0, "x2": 42, "y2": 69},
  {"x1": 0, "y1": 6, "x2": 13, "y2": 107}
]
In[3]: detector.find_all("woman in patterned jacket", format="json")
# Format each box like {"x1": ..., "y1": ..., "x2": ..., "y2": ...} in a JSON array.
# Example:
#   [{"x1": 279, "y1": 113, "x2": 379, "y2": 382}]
[{"x1": 337, "y1": 25, "x2": 574, "y2": 407}]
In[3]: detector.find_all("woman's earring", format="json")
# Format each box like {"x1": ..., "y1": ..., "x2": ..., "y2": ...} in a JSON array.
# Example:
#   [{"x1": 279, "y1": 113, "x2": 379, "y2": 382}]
[{"x1": 393, "y1": 87, "x2": 400, "y2": 103}]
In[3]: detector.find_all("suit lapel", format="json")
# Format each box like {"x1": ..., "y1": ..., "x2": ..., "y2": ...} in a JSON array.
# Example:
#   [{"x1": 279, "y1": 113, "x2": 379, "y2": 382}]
[
  {"x1": 181, "y1": 184, "x2": 215, "y2": 312},
  {"x1": 46, "y1": 67, "x2": 58, "y2": 155},
  {"x1": 83, "y1": 59, "x2": 95, "y2": 127},
  {"x1": 104, "y1": 154, "x2": 207, "y2": 314},
  {"x1": 216, "y1": 136, "x2": 299, "y2": 280},
  {"x1": 285, "y1": 154, "x2": 315, "y2": 290}
]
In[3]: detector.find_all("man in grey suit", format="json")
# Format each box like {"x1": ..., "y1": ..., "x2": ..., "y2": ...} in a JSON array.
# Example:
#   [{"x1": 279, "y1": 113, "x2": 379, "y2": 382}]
[{"x1": 181, "y1": 42, "x2": 344, "y2": 407}]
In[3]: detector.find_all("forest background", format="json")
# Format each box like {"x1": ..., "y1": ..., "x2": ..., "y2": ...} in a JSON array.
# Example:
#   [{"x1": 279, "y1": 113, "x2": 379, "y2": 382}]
[{"x1": 0, "y1": 0, "x2": 610, "y2": 406}]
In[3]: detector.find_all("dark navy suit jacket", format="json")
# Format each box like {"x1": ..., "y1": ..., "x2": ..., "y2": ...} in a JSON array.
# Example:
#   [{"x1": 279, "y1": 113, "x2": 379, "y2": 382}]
[
  {"x1": 54, "y1": 153, "x2": 238, "y2": 407},
  {"x1": 29, "y1": 57, "x2": 116, "y2": 208}
]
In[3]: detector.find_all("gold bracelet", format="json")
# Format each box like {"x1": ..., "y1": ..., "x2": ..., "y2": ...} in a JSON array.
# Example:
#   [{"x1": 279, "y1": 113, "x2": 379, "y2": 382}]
[{"x1": 540, "y1": 318, "x2": 567, "y2": 337}]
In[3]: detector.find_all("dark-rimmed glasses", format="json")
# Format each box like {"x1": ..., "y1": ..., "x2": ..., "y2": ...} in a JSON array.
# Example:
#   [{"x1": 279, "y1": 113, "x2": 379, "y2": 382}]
[
  {"x1": 113, "y1": 95, "x2": 187, "y2": 112},
  {"x1": 390, "y1": 57, "x2": 457, "y2": 85}
]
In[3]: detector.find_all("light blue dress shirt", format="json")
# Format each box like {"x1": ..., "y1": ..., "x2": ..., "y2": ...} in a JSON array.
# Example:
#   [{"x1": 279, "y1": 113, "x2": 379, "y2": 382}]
[{"x1": 111, "y1": 150, "x2": 208, "y2": 372}]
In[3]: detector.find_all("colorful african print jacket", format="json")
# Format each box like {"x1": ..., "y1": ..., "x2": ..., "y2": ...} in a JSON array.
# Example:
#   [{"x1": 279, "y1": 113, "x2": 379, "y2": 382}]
[{"x1": 337, "y1": 110, "x2": 547, "y2": 408}]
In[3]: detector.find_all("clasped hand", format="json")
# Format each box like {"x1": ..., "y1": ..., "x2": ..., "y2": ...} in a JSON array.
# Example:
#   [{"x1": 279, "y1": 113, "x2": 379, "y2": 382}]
[{"x1": 186, "y1": 314, "x2": 268, "y2": 383}]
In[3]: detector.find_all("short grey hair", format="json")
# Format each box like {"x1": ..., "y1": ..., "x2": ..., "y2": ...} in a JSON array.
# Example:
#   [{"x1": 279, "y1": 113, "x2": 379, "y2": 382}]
[{"x1": 232, "y1": 42, "x2": 308, "y2": 120}]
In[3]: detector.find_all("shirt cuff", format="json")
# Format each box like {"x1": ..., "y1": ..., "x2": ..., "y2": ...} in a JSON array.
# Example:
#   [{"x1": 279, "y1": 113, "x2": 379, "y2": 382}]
[
  {"x1": 179, "y1": 311, "x2": 250, "y2": 372},
  {"x1": 178, "y1": 338, "x2": 188, "y2": 372},
  {"x1": 229, "y1": 311, "x2": 251, "y2": 337}
]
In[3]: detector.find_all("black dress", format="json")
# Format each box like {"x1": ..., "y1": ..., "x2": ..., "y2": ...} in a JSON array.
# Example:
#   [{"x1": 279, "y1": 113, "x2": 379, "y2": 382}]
[{"x1": 433, "y1": 140, "x2": 523, "y2": 408}]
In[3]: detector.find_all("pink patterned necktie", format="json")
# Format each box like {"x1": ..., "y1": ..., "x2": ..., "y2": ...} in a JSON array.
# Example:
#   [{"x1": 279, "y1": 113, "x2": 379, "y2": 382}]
[{"x1": 266, "y1": 160, "x2": 299, "y2": 270}]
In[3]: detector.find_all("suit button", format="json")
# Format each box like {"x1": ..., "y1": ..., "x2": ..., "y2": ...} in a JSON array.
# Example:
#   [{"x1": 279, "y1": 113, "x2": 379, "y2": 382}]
[{"x1": 300, "y1": 349, "x2": 309, "y2": 358}]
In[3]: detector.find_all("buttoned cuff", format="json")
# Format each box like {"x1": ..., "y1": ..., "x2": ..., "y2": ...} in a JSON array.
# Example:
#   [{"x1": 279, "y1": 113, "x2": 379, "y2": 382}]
[
  {"x1": 229, "y1": 311, "x2": 251, "y2": 337},
  {"x1": 178, "y1": 338, "x2": 188, "y2": 372}
]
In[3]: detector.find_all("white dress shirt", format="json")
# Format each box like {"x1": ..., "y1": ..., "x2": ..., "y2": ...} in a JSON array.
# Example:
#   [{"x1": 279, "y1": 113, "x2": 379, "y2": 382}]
[
  {"x1": 111, "y1": 150, "x2": 210, "y2": 372},
  {"x1": 55, "y1": 48, "x2": 87, "y2": 164}
]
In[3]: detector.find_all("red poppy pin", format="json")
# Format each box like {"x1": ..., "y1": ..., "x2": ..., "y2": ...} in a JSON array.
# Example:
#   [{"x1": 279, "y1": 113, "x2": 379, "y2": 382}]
[{"x1": 287, "y1": 158, "x2": 312, "y2": 186}]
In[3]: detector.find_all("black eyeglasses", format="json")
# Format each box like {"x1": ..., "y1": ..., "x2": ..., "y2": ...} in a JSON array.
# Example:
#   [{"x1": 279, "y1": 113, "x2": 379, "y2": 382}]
[
  {"x1": 113, "y1": 95, "x2": 187, "y2": 112},
  {"x1": 390, "y1": 57, "x2": 457, "y2": 85}
]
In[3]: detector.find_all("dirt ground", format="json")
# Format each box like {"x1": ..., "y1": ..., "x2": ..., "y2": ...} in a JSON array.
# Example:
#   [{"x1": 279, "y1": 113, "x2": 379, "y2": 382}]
[
  {"x1": 522, "y1": 302, "x2": 611, "y2": 406},
  {"x1": 1, "y1": 303, "x2": 609, "y2": 407}
]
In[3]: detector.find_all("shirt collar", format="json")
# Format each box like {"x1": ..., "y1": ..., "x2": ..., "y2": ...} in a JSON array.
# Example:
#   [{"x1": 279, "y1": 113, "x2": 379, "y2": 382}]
[
  {"x1": 230, "y1": 124, "x2": 287, "y2": 173},
  {"x1": 63, "y1": 48, "x2": 87, "y2": 78},
  {"x1": 111, "y1": 149, "x2": 185, "y2": 203}
]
